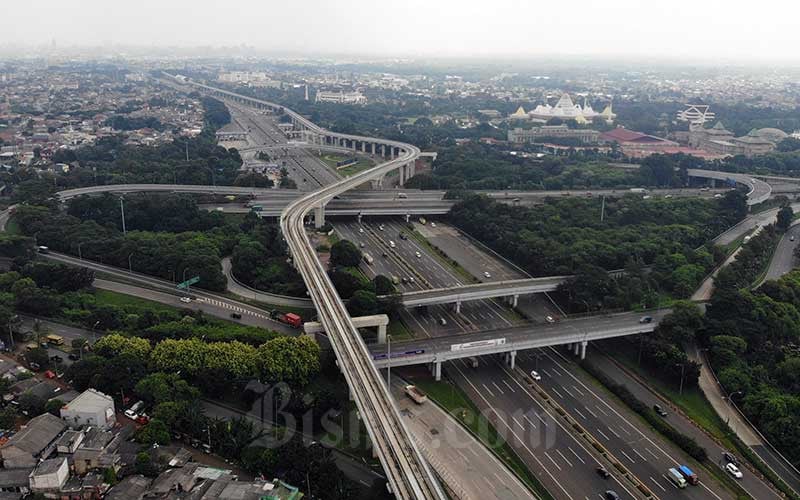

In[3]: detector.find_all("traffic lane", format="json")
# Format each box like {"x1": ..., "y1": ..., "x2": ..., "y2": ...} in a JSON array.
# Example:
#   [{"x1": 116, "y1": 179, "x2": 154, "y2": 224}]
[
  {"x1": 389, "y1": 379, "x2": 533, "y2": 500},
  {"x1": 419, "y1": 222, "x2": 523, "y2": 282},
  {"x1": 586, "y1": 346, "x2": 783, "y2": 500},
  {"x1": 520, "y1": 348, "x2": 731, "y2": 500},
  {"x1": 763, "y1": 223, "x2": 800, "y2": 281},
  {"x1": 448, "y1": 358, "x2": 639, "y2": 500},
  {"x1": 92, "y1": 279, "x2": 294, "y2": 333}
]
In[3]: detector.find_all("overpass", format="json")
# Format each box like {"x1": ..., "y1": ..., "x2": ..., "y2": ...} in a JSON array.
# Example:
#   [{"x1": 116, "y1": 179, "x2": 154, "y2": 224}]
[
  {"x1": 369, "y1": 310, "x2": 669, "y2": 378},
  {"x1": 173, "y1": 78, "x2": 446, "y2": 499},
  {"x1": 393, "y1": 276, "x2": 570, "y2": 310}
]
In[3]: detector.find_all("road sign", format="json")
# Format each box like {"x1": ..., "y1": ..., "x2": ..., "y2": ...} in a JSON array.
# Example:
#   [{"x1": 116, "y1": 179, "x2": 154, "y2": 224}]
[{"x1": 177, "y1": 276, "x2": 200, "y2": 290}]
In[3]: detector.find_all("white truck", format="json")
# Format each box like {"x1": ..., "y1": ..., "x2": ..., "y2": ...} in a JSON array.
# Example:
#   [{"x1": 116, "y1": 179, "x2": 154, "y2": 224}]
[{"x1": 404, "y1": 385, "x2": 427, "y2": 405}]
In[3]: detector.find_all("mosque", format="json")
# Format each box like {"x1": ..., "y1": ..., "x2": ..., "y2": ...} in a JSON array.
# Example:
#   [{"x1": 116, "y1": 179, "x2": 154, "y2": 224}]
[{"x1": 509, "y1": 93, "x2": 616, "y2": 124}]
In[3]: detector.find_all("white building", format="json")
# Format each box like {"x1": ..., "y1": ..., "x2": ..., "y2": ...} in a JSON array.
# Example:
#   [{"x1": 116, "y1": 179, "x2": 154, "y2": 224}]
[
  {"x1": 315, "y1": 90, "x2": 366, "y2": 105},
  {"x1": 28, "y1": 457, "x2": 68, "y2": 492},
  {"x1": 522, "y1": 93, "x2": 615, "y2": 124},
  {"x1": 60, "y1": 389, "x2": 116, "y2": 430}
]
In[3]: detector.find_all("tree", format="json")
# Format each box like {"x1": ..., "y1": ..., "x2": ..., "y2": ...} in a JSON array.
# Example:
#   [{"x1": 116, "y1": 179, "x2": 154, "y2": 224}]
[
  {"x1": 257, "y1": 336, "x2": 321, "y2": 388},
  {"x1": 330, "y1": 240, "x2": 361, "y2": 268},
  {"x1": 0, "y1": 407, "x2": 16, "y2": 429},
  {"x1": 93, "y1": 333, "x2": 152, "y2": 362},
  {"x1": 135, "y1": 451, "x2": 158, "y2": 477},
  {"x1": 18, "y1": 393, "x2": 45, "y2": 416},
  {"x1": 372, "y1": 275, "x2": 395, "y2": 295},
  {"x1": 149, "y1": 338, "x2": 207, "y2": 376},
  {"x1": 348, "y1": 290, "x2": 379, "y2": 316},
  {"x1": 136, "y1": 418, "x2": 171, "y2": 445},
  {"x1": 45, "y1": 399, "x2": 65, "y2": 416},
  {"x1": 777, "y1": 205, "x2": 794, "y2": 233}
]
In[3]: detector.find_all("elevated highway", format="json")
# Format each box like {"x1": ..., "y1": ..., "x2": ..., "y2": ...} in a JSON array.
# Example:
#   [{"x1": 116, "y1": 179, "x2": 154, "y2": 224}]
[
  {"x1": 369, "y1": 310, "x2": 669, "y2": 375},
  {"x1": 394, "y1": 276, "x2": 569, "y2": 309}
]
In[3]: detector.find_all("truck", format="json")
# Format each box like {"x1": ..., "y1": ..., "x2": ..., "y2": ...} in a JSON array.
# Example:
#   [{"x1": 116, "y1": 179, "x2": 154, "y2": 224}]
[
  {"x1": 678, "y1": 465, "x2": 699, "y2": 485},
  {"x1": 418, "y1": 217, "x2": 427, "y2": 225},
  {"x1": 124, "y1": 400, "x2": 145, "y2": 419},
  {"x1": 272, "y1": 312, "x2": 303, "y2": 328},
  {"x1": 363, "y1": 253, "x2": 374, "y2": 265},
  {"x1": 45, "y1": 334, "x2": 64, "y2": 346},
  {"x1": 629, "y1": 188, "x2": 648, "y2": 194},
  {"x1": 404, "y1": 385, "x2": 427, "y2": 405},
  {"x1": 250, "y1": 204, "x2": 263, "y2": 212},
  {"x1": 667, "y1": 468, "x2": 688, "y2": 488}
]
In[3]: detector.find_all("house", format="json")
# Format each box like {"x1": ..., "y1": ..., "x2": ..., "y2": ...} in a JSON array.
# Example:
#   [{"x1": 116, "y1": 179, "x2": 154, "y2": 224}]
[
  {"x1": 55, "y1": 429, "x2": 84, "y2": 454},
  {"x1": 0, "y1": 413, "x2": 66, "y2": 468},
  {"x1": 0, "y1": 467, "x2": 32, "y2": 496},
  {"x1": 60, "y1": 388, "x2": 116, "y2": 430},
  {"x1": 72, "y1": 427, "x2": 118, "y2": 475},
  {"x1": 105, "y1": 475, "x2": 151, "y2": 500},
  {"x1": 28, "y1": 457, "x2": 69, "y2": 493}
]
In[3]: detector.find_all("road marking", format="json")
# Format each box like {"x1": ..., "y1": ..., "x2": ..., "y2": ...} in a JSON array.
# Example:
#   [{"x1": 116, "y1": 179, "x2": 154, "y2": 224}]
[
  {"x1": 556, "y1": 449, "x2": 574, "y2": 468},
  {"x1": 596, "y1": 428, "x2": 610, "y2": 441},
  {"x1": 543, "y1": 451, "x2": 562, "y2": 471},
  {"x1": 469, "y1": 448, "x2": 480, "y2": 459},
  {"x1": 608, "y1": 426, "x2": 621, "y2": 438},
  {"x1": 633, "y1": 449, "x2": 647, "y2": 462},
  {"x1": 568, "y1": 446, "x2": 586, "y2": 464},
  {"x1": 662, "y1": 474, "x2": 679, "y2": 489},
  {"x1": 502, "y1": 380, "x2": 516, "y2": 393},
  {"x1": 700, "y1": 481, "x2": 725, "y2": 500},
  {"x1": 584, "y1": 406, "x2": 598, "y2": 418},
  {"x1": 523, "y1": 414, "x2": 537, "y2": 429},
  {"x1": 491, "y1": 381, "x2": 505, "y2": 395},
  {"x1": 541, "y1": 368, "x2": 552, "y2": 378},
  {"x1": 561, "y1": 386, "x2": 574, "y2": 398},
  {"x1": 550, "y1": 387, "x2": 564, "y2": 399},
  {"x1": 650, "y1": 476, "x2": 667, "y2": 492},
  {"x1": 595, "y1": 405, "x2": 609, "y2": 417},
  {"x1": 618, "y1": 425, "x2": 631, "y2": 436},
  {"x1": 620, "y1": 450, "x2": 635, "y2": 463},
  {"x1": 573, "y1": 407, "x2": 587, "y2": 420},
  {"x1": 510, "y1": 415, "x2": 525, "y2": 429},
  {"x1": 481, "y1": 383, "x2": 495, "y2": 398},
  {"x1": 646, "y1": 448, "x2": 659, "y2": 459}
]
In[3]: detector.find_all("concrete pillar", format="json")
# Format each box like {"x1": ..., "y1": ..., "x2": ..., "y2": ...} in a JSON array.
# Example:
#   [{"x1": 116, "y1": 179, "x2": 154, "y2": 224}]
[
  {"x1": 371, "y1": 143, "x2": 376, "y2": 155},
  {"x1": 361, "y1": 142, "x2": 366, "y2": 153},
  {"x1": 455, "y1": 301, "x2": 461, "y2": 314},
  {"x1": 434, "y1": 361, "x2": 442, "y2": 381},
  {"x1": 580, "y1": 341, "x2": 587, "y2": 360},
  {"x1": 574, "y1": 343, "x2": 580, "y2": 356},
  {"x1": 314, "y1": 204, "x2": 325, "y2": 229},
  {"x1": 357, "y1": 213, "x2": 363, "y2": 224},
  {"x1": 405, "y1": 213, "x2": 410, "y2": 223},
  {"x1": 377, "y1": 324, "x2": 387, "y2": 344},
  {"x1": 512, "y1": 294, "x2": 519, "y2": 308},
  {"x1": 398, "y1": 165, "x2": 405, "y2": 186},
  {"x1": 408, "y1": 160, "x2": 416, "y2": 178},
  {"x1": 381, "y1": 145, "x2": 386, "y2": 157},
  {"x1": 507, "y1": 350, "x2": 517, "y2": 369}
]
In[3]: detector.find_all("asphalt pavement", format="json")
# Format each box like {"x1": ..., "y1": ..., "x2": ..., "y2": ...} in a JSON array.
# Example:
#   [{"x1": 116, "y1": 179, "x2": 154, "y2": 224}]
[{"x1": 761, "y1": 222, "x2": 800, "y2": 282}]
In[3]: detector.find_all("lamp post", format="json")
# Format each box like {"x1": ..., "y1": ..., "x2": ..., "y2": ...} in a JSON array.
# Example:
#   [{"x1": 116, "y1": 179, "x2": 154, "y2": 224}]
[
  {"x1": 386, "y1": 334, "x2": 392, "y2": 390},
  {"x1": 77, "y1": 242, "x2": 83, "y2": 260},
  {"x1": 725, "y1": 390, "x2": 744, "y2": 429},
  {"x1": 91, "y1": 320, "x2": 100, "y2": 344},
  {"x1": 128, "y1": 253, "x2": 134, "y2": 274},
  {"x1": 675, "y1": 363, "x2": 686, "y2": 395},
  {"x1": 119, "y1": 196, "x2": 127, "y2": 235}
]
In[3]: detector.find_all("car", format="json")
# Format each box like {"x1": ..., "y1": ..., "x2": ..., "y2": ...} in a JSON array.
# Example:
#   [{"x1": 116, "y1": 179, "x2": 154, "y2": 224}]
[
  {"x1": 230, "y1": 313, "x2": 242, "y2": 320},
  {"x1": 409, "y1": 277, "x2": 415, "y2": 283},
  {"x1": 639, "y1": 315, "x2": 653, "y2": 323},
  {"x1": 596, "y1": 466, "x2": 611, "y2": 479},
  {"x1": 483, "y1": 271, "x2": 491, "y2": 278},
  {"x1": 529, "y1": 370, "x2": 541, "y2": 381},
  {"x1": 399, "y1": 233, "x2": 408, "y2": 240},
  {"x1": 378, "y1": 224, "x2": 385, "y2": 231},
  {"x1": 359, "y1": 243, "x2": 365, "y2": 248},
  {"x1": 49, "y1": 355, "x2": 63, "y2": 363},
  {"x1": 430, "y1": 222, "x2": 436, "y2": 228},
  {"x1": 389, "y1": 241, "x2": 396, "y2": 248},
  {"x1": 439, "y1": 318, "x2": 447, "y2": 326},
  {"x1": 382, "y1": 252, "x2": 388, "y2": 258},
  {"x1": 415, "y1": 252, "x2": 422, "y2": 258},
  {"x1": 725, "y1": 462, "x2": 743, "y2": 479},
  {"x1": 604, "y1": 490, "x2": 620, "y2": 500},
  {"x1": 723, "y1": 452, "x2": 739, "y2": 466},
  {"x1": 664, "y1": 194, "x2": 673, "y2": 199},
  {"x1": 402, "y1": 277, "x2": 409, "y2": 284},
  {"x1": 180, "y1": 297, "x2": 191, "y2": 303},
  {"x1": 545, "y1": 315, "x2": 555, "y2": 323},
  {"x1": 44, "y1": 370, "x2": 56, "y2": 379},
  {"x1": 68, "y1": 353, "x2": 79, "y2": 361},
  {"x1": 792, "y1": 235, "x2": 796, "y2": 242},
  {"x1": 359, "y1": 227, "x2": 364, "y2": 233},
  {"x1": 653, "y1": 404, "x2": 668, "y2": 417}
]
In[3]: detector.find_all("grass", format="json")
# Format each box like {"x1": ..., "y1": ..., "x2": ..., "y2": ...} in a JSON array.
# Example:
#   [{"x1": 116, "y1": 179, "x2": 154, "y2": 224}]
[
  {"x1": 386, "y1": 320, "x2": 413, "y2": 341},
  {"x1": 4, "y1": 216, "x2": 19, "y2": 235},
  {"x1": 411, "y1": 377, "x2": 554, "y2": 500},
  {"x1": 93, "y1": 289, "x2": 180, "y2": 314},
  {"x1": 318, "y1": 153, "x2": 374, "y2": 177}
]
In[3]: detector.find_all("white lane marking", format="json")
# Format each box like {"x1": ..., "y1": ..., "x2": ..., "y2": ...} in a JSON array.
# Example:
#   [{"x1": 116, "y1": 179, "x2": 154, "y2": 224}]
[
  {"x1": 595, "y1": 405, "x2": 609, "y2": 417},
  {"x1": 502, "y1": 380, "x2": 516, "y2": 393},
  {"x1": 650, "y1": 476, "x2": 667, "y2": 492},
  {"x1": 481, "y1": 383, "x2": 495, "y2": 398},
  {"x1": 561, "y1": 385, "x2": 575, "y2": 398},
  {"x1": 550, "y1": 387, "x2": 564, "y2": 399},
  {"x1": 491, "y1": 381, "x2": 505, "y2": 395},
  {"x1": 572, "y1": 385, "x2": 585, "y2": 396},
  {"x1": 633, "y1": 449, "x2": 647, "y2": 462},
  {"x1": 573, "y1": 407, "x2": 587, "y2": 420},
  {"x1": 608, "y1": 426, "x2": 621, "y2": 438},
  {"x1": 646, "y1": 448, "x2": 659, "y2": 459},
  {"x1": 556, "y1": 449, "x2": 574, "y2": 468},
  {"x1": 596, "y1": 428, "x2": 610, "y2": 441},
  {"x1": 568, "y1": 447, "x2": 586, "y2": 464},
  {"x1": 620, "y1": 450, "x2": 635, "y2": 463},
  {"x1": 511, "y1": 416, "x2": 525, "y2": 429},
  {"x1": 543, "y1": 451, "x2": 562, "y2": 471},
  {"x1": 585, "y1": 406, "x2": 598, "y2": 418}
]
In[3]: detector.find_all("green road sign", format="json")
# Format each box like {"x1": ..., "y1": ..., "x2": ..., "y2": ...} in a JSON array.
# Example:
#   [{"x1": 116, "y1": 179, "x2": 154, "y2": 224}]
[{"x1": 177, "y1": 276, "x2": 200, "y2": 290}]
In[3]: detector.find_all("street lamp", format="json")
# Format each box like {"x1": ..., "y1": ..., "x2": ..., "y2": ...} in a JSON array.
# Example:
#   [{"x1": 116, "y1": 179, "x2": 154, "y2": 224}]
[
  {"x1": 119, "y1": 196, "x2": 127, "y2": 235},
  {"x1": 128, "y1": 253, "x2": 134, "y2": 274},
  {"x1": 77, "y1": 242, "x2": 84, "y2": 260},
  {"x1": 91, "y1": 320, "x2": 100, "y2": 344},
  {"x1": 725, "y1": 390, "x2": 744, "y2": 428},
  {"x1": 675, "y1": 363, "x2": 686, "y2": 395},
  {"x1": 386, "y1": 334, "x2": 392, "y2": 389}
]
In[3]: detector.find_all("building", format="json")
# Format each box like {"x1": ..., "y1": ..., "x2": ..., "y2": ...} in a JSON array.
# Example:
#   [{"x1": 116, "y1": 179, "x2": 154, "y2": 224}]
[
  {"x1": 0, "y1": 468, "x2": 32, "y2": 496},
  {"x1": 315, "y1": 90, "x2": 366, "y2": 105},
  {"x1": 677, "y1": 104, "x2": 715, "y2": 130},
  {"x1": 508, "y1": 125, "x2": 600, "y2": 144},
  {"x1": 72, "y1": 428, "x2": 119, "y2": 475},
  {"x1": 0, "y1": 413, "x2": 66, "y2": 468},
  {"x1": 28, "y1": 457, "x2": 69, "y2": 493},
  {"x1": 600, "y1": 128, "x2": 679, "y2": 156},
  {"x1": 60, "y1": 388, "x2": 116, "y2": 430},
  {"x1": 521, "y1": 94, "x2": 615, "y2": 124},
  {"x1": 689, "y1": 122, "x2": 782, "y2": 157}
]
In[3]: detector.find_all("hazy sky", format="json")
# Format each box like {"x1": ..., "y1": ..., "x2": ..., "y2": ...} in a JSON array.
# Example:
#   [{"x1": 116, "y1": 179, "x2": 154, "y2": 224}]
[{"x1": 4, "y1": 0, "x2": 798, "y2": 62}]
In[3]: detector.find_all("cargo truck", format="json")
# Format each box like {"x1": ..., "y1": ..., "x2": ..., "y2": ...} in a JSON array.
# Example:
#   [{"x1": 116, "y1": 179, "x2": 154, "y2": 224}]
[
  {"x1": 271, "y1": 311, "x2": 303, "y2": 328},
  {"x1": 404, "y1": 385, "x2": 427, "y2": 404}
]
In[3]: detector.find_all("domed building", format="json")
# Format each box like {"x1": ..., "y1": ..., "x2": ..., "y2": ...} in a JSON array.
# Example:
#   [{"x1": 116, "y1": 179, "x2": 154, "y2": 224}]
[
  {"x1": 521, "y1": 93, "x2": 615, "y2": 124},
  {"x1": 750, "y1": 127, "x2": 788, "y2": 144}
]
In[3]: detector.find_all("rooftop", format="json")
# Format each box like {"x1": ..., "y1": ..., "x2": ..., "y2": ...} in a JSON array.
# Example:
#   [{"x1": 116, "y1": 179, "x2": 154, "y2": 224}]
[
  {"x1": 2, "y1": 413, "x2": 66, "y2": 455},
  {"x1": 33, "y1": 456, "x2": 66, "y2": 476},
  {"x1": 61, "y1": 388, "x2": 114, "y2": 415}
]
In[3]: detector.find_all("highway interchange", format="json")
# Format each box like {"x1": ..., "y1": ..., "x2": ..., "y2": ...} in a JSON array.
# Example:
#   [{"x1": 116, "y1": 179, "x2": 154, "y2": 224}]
[{"x1": 12, "y1": 78, "x2": 800, "y2": 499}]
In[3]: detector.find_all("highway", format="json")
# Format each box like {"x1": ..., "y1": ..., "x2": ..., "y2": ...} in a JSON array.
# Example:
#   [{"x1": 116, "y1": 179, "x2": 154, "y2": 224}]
[{"x1": 761, "y1": 222, "x2": 800, "y2": 283}]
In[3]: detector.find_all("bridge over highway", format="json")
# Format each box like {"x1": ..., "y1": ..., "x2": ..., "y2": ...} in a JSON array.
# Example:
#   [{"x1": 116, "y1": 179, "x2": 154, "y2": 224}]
[
  {"x1": 369, "y1": 310, "x2": 669, "y2": 378},
  {"x1": 393, "y1": 276, "x2": 570, "y2": 309}
]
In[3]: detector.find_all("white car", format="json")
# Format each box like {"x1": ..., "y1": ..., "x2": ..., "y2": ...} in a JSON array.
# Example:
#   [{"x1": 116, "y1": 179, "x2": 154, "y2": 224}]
[
  {"x1": 180, "y1": 297, "x2": 191, "y2": 303},
  {"x1": 430, "y1": 222, "x2": 437, "y2": 228},
  {"x1": 545, "y1": 315, "x2": 555, "y2": 323},
  {"x1": 359, "y1": 228, "x2": 364, "y2": 233},
  {"x1": 483, "y1": 271, "x2": 491, "y2": 278},
  {"x1": 530, "y1": 370, "x2": 542, "y2": 381},
  {"x1": 725, "y1": 463, "x2": 743, "y2": 479},
  {"x1": 415, "y1": 252, "x2": 422, "y2": 258},
  {"x1": 378, "y1": 225, "x2": 385, "y2": 231}
]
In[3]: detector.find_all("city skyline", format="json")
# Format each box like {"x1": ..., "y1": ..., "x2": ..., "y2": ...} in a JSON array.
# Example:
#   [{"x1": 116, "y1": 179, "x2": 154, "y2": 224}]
[{"x1": 3, "y1": 0, "x2": 800, "y2": 64}]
